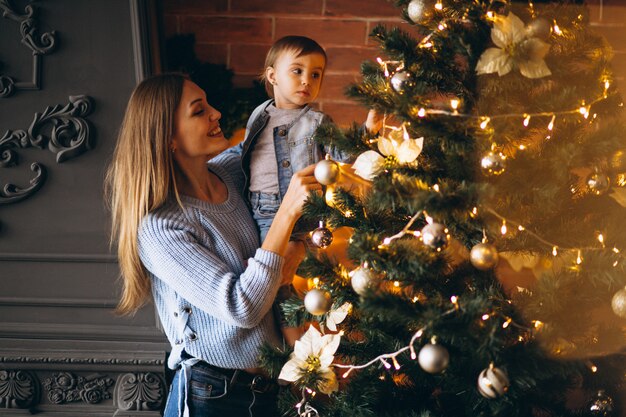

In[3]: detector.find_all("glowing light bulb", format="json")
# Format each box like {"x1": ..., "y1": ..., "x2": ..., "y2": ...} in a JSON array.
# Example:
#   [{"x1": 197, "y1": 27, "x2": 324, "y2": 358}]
[
  {"x1": 435, "y1": 1, "x2": 443, "y2": 10},
  {"x1": 450, "y1": 98, "x2": 460, "y2": 110},
  {"x1": 482, "y1": 314, "x2": 490, "y2": 321},
  {"x1": 417, "y1": 108, "x2": 426, "y2": 117},
  {"x1": 480, "y1": 117, "x2": 490, "y2": 129},
  {"x1": 523, "y1": 114, "x2": 531, "y2": 127},
  {"x1": 502, "y1": 318, "x2": 512, "y2": 328},
  {"x1": 548, "y1": 114, "x2": 556, "y2": 131},
  {"x1": 552, "y1": 246, "x2": 558, "y2": 256},
  {"x1": 518, "y1": 225, "x2": 525, "y2": 231},
  {"x1": 501, "y1": 220, "x2": 507, "y2": 235},
  {"x1": 576, "y1": 250, "x2": 582, "y2": 265}
]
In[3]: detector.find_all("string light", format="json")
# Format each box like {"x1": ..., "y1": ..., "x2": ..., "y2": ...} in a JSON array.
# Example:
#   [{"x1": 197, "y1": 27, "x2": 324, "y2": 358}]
[
  {"x1": 500, "y1": 220, "x2": 507, "y2": 235},
  {"x1": 523, "y1": 114, "x2": 531, "y2": 127},
  {"x1": 547, "y1": 114, "x2": 556, "y2": 130}
]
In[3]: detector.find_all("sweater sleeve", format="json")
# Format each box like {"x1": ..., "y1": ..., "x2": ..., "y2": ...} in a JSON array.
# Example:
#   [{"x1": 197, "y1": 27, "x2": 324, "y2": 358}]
[{"x1": 138, "y1": 212, "x2": 284, "y2": 328}]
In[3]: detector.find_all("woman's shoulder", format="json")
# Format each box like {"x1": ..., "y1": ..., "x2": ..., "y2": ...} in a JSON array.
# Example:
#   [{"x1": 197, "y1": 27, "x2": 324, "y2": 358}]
[{"x1": 139, "y1": 201, "x2": 187, "y2": 238}]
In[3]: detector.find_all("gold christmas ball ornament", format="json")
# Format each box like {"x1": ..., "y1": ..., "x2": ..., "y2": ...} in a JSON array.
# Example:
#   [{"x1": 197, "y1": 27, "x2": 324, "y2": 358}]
[
  {"x1": 586, "y1": 172, "x2": 611, "y2": 195},
  {"x1": 421, "y1": 222, "x2": 450, "y2": 251},
  {"x1": 418, "y1": 340, "x2": 450, "y2": 374},
  {"x1": 588, "y1": 390, "x2": 615, "y2": 416},
  {"x1": 610, "y1": 287, "x2": 626, "y2": 318},
  {"x1": 526, "y1": 17, "x2": 552, "y2": 40},
  {"x1": 470, "y1": 243, "x2": 499, "y2": 270},
  {"x1": 390, "y1": 71, "x2": 412, "y2": 93},
  {"x1": 314, "y1": 159, "x2": 340, "y2": 185},
  {"x1": 310, "y1": 221, "x2": 333, "y2": 248},
  {"x1": 477, "y1": 364, "x2": 509, "y2": 399},
  {"x1": 350, "y1": 266, "x2": 378, "y2": 296},
  {"x1": 481, "y1": 152, "x2": 507, "y2": 175},
  {"x1": 304, "y1": 289, "x2": 331, "y2": 316}
]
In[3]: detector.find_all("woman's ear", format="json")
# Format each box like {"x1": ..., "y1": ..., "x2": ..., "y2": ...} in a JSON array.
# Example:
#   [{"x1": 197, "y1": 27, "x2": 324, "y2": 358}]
[{"x1": 266, "y1": 66, "x2": 277, "y2": 85}]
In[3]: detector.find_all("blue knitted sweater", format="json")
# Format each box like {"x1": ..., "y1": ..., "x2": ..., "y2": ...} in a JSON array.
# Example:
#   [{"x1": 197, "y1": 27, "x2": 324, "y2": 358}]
[{"x1": 138, "y1": 153, "x2": 284, "y2": 369}]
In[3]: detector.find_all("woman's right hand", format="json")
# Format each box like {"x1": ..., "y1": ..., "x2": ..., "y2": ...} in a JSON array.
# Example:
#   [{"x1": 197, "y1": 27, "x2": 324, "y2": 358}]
[{"x1": 281, "y1": 164, "x2": 321, "y2": 219}]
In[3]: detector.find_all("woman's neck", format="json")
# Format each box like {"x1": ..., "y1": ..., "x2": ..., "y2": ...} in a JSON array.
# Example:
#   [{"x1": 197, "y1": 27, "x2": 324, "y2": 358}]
[{"x1": 175, "y1": 160, "x2": 227, "y2": 204}]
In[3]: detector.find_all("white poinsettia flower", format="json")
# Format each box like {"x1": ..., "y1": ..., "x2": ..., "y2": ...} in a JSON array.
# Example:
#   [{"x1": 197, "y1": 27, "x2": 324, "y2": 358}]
[
  {"x1": 278, "y1": 325, "x2": 341, "y2": 394},
  {"x1": 378, "y1": 135, "x2": 424, "y2": 164},
  {"x1": 476, "y1": 12, "x2": 551, "y2": 79},
  {"x1": 326, "y1": 302, "x2": 352, "y2": 332},
  {"x1": 353, "y1": 150, "x2": 385, "y2": 181},
  {"x1": 353, "y1": 134, "x2": 424, "y2": 180}
]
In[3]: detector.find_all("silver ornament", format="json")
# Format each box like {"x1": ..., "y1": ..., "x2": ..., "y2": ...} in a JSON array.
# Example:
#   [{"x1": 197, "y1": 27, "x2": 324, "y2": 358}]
[
  {"x1": 310, "y1": 221, "x2": 333, "y2": 248},
  {"x1": 418, "y1": 341, "x2": 450, "y2": 374},
  {"x1": 350, "y1": 266, "x2": 378, "y2": 296},
  {"x1": 477, "y1": 365, "x2": 509, "y2": 398},
  {"x1": 407, "y1": 0, "x2": 427, "y2": 23},
  {"x1": 481, "y1": 152, "x2": 507, "y2": 175},
  {"x1": 589, "y1": 390, "x2": 614, "y2": 416},
  {"x1": 611, "y1": 287, "x2": 626, "y2": 318},
  {"x1": 586, "y1": 172, "x2": 611, "y2": 195},
  {"x1": 314, "y1": 159, "x2": 340, "y2": 185},
  {"x1": 470, "y1": 243, "x2": 499, "y2": 270},
  {"x1": 526, "y1": 17, "x2": 552, "y2": 40},
  {"x1": 304, "y1": 289, "x2": 331, "y2": 316},
  {"x1": 390, "y1": 71, "x2": 411, "y2": 93},
  {"x1": 421, "y1": 222, "x2": 450, "y2": 251}
]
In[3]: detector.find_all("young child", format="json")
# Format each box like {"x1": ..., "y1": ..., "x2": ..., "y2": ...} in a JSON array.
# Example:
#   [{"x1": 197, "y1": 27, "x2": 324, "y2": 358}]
[{"x1": 234, "y1": 36, "x2": 381, "y2": 345}]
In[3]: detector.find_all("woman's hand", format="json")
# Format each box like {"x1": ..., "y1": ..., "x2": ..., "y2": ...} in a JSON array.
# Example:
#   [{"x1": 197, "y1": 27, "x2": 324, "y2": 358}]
[
  {"x1": 261, "y1": 164, "x2": 321, "y2": 258},
  {"x1": 280, "y1": 164, "x2": 322, "y2": 220}
]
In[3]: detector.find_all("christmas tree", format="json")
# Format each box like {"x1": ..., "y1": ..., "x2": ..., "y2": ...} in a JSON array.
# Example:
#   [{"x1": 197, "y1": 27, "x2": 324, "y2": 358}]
[{"x1": 261, "y1": 1, "x2": 626, "y2": 416}]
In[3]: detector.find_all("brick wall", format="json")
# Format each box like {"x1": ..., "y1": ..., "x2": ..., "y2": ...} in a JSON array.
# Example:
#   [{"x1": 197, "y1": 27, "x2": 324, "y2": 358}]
[{"x1": 162, "y1": 0, "x2": 626, "y2": 127}]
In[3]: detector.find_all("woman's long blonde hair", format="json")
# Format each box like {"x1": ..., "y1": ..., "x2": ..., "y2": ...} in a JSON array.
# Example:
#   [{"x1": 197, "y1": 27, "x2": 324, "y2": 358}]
[{"x1": 105, "y1": 73, "x2": 186, "y2": 314}]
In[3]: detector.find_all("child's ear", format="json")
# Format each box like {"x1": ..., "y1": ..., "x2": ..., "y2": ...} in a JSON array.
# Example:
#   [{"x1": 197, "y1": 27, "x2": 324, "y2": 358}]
[{"x1": 266, "y1": 66, "x2": 277, "y2": 85}]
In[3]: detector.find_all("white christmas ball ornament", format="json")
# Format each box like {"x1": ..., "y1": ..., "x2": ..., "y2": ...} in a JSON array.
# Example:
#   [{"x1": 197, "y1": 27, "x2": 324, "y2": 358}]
[
  {"x1": 304, "y1": 289, "x2": 331, "y2": 315},
  {"x1": 390, "y1": 71, "x2": 411, "y2": 93},
  {"x1": 350, "y1": 266, "x2": 378, "y2": 296},
  {"x1": 314, "y1": 159, "x2": 340, "y2": 185},
  {"x1": 477, "y1": 365, "x2": 510, "y2": 398},
  {"x1": 407, "y1": 0, "x2": 427, "y2": 23},
  {"x1": 418, "y1": 341, "x2": 450, "y2": 374},
  {"x1": 421, "y1": 222, "x2": 450, "y2": 251}
]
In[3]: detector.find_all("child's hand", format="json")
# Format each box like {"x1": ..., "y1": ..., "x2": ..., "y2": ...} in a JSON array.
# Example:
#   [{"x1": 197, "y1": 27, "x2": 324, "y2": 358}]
[
  {"x1": 365, "y1": 109, "x2": 383, "y2": 134},
  {"x1": 281, "y1": 240, "x2": 306, "y2": 286}
]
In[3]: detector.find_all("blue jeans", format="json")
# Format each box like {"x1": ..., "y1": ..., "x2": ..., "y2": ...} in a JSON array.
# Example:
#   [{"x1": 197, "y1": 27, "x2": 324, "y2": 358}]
[
  {"x1": 163, "y1": 359, "x2": 279, "y2": 417},
  {"x1": 249, "y1": 191, "x2": 280, "y2": 243}
]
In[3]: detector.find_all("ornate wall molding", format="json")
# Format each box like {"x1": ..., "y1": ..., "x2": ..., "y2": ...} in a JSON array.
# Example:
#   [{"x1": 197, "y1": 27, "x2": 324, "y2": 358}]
[
  {"x1": 0, "y1": 356, "x2": 164, "y2": 367},
  {"x1": 43, "y1": 372, "x2": 113, "y2": 405},
  {"x1": 0, "y1": 95, "x2": 95, "y2": 205},
  {"x1": 0, "y1": 0, "x2": 57, "y2": 98},
  {"x1": 115, "y1": 373, "x2": 165, "y2": 412},
  {"x1": 0, "y1": 370, "x2": 40, "y2": 409}
]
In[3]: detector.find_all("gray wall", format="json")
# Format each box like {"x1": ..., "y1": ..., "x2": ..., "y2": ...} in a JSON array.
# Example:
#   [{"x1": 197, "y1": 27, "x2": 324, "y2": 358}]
[{"x1": 0, "y1": 1, "x2": 169, "y2": 415}]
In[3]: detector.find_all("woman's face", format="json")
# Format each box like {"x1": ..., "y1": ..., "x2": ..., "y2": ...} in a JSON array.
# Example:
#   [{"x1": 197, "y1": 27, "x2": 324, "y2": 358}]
[{"x1": 170, "y1": 80, "x2": 229, "y2": 164}]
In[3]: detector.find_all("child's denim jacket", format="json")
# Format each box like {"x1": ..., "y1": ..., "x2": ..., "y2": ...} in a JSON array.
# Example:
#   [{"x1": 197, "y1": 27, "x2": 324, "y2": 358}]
[{"x1": 229, "y1": 99, "x2": 329, "y2": 200}]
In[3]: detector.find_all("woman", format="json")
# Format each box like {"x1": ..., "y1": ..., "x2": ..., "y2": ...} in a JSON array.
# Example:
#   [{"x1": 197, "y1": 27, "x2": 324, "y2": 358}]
[{"x1": 106, "y1": 73, "x2": 321, "y2": 417}]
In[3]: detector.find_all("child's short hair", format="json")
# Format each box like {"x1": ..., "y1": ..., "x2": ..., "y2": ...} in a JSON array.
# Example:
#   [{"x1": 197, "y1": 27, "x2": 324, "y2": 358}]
[{"x1": 261, "y1": 36, "x2": 327, "y2": 97}]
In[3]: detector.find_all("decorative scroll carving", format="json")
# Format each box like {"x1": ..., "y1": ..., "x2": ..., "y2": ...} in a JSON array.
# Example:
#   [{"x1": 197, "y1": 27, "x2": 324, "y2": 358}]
[
  {"x1": 0, "y1": 95, "x2": 95, "y2": 205},
  {"x1": 0, "y1": 0, "x2": 57, "y2": 97},
  {"x1": 115, "y1": 373, "x2": 165, "y2": 411},
  {"x1": 43, "y1": 372, "x2": 114, "y2": 405},
  {"x1": 0, "y1": 370, "x2": 40, "y2": 409}
]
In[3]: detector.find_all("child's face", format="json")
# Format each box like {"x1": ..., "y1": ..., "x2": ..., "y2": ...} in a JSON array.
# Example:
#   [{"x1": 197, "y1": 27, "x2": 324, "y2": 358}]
[{"x1": 266, "y1": 50, "x2": 325, "y2": 110}]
